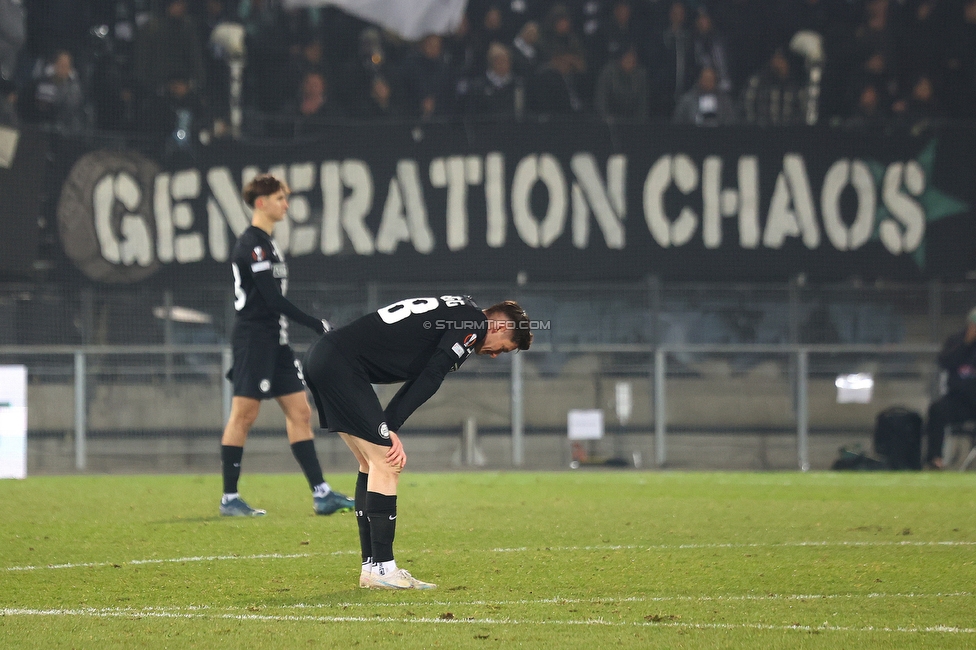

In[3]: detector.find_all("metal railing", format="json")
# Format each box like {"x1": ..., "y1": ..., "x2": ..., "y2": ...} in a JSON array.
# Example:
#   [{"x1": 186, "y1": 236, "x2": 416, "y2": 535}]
[{"x1": 0, "y1": 342, "x2": 942, "y2": 472}]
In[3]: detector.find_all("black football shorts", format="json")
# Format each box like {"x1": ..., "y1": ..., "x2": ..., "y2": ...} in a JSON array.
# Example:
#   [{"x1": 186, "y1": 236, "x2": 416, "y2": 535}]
[
  {"x1": 228, "y1": 326, "x2": 305, "y2": 399},
  {"x1": 303, "y1": 333, "x2": 393, "y2": 447}
]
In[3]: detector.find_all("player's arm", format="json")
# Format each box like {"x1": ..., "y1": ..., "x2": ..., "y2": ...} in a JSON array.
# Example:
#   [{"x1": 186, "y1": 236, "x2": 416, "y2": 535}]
[
  {"x1": 383, "y1": 348, "x2": 456, "y2": 431},
  {"x1": 251, "y1": 270, "x2": 326, "y2": 334}
]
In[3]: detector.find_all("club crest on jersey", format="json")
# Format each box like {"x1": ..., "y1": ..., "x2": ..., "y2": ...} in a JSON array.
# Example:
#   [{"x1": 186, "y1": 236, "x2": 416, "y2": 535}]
[
  {"x1": 259, "y1": 378, "x2": 271, "y2": 393},
  {"x1": 378, "y1": 422, "x2": 390, "y2": 439},
  {"x1": 252, "y1": 246, "x2": 266, "y2": 262},
  {"x1": 463, "y1": 333, "x2": 477, "y2": 348}
]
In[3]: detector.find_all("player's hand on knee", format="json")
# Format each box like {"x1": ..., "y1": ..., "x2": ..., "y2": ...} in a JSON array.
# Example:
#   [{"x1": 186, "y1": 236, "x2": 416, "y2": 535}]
[{"x1": 387, "y1": 431, "x2": 406, "y2": 469}]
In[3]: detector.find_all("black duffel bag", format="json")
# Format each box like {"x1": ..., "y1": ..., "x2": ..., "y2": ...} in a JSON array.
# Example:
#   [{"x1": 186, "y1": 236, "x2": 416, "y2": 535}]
[{"x1": 873, "y1": 406, "x2": 923, "y2": 470}]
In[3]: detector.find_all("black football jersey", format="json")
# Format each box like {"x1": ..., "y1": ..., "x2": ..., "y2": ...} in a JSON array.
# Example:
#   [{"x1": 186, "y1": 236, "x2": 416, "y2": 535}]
[
  {"x1": 231, "y1": 225, "x2": 321, "y2": 344},
  {"x1": 332, "y1": 295, "x2": 487, "y2": 384}
]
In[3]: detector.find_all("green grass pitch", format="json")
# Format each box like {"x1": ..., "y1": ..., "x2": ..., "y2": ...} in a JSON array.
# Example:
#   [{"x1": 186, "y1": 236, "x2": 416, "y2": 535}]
[{"x1": 1, "y1": 471, "x2": 975, "y2": 649}]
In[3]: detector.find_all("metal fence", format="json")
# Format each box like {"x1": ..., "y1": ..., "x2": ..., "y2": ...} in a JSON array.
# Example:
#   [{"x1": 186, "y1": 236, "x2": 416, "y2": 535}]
[
  {"x1": 2, "y1": 340, "x2": 957, "y2": 474},
  {"x1": 4, "y1": 278, "x2": 974, "y2": 472},
  {"x1": 2, "y1": 279, "x2": 974, "y2": 348}
]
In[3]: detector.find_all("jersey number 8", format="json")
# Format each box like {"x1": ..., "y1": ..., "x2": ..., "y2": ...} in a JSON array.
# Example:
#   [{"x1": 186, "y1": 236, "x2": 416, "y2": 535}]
[
  {"x1": 377, "y1": 297, "x2": 439, "y2": 324},
  {"x1": 232, "y1": 263, "x2": 246, "y2": 311},
  {"x1": 377, "y1": 296, "x2": 466, "y2": 324}
]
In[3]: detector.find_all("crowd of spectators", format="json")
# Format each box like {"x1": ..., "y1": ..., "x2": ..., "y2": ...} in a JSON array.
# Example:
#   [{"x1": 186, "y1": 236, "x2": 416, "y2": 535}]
[{"x1": 1, "y1": 0, "x2": 975, "y2": 144}]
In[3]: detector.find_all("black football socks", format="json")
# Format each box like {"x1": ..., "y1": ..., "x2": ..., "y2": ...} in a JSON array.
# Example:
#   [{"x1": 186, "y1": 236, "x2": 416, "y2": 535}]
[
  {"x1": 221, "y1": 445, "x2": 244, "y2": 494},
  {"x1": 290, "y1": 439, "x2": 326, "y2": 490},
  {"x1": 366, "y1": 491, "x2": 397, "y2": 564}
]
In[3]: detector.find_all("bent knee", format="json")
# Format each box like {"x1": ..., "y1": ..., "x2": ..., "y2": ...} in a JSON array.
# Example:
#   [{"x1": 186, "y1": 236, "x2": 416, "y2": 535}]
[
  {"x1": 367, "y1": 460, "x2": 401, "y2": 479},
  {"x1": 230, "y1": 405, "x2": 260, "y2": 427},
  {"x1": 286, "y1": 410, "x2": 312, "y2": 427},
  {"x1": 283, "y1": 403, "x2": 312, "y2": 425}
]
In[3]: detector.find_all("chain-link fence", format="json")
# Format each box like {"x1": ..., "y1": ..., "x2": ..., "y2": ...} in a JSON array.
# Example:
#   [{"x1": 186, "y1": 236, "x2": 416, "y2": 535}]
[{"x1": 2, "y1": 279, "x2": 972, "y2": 348}]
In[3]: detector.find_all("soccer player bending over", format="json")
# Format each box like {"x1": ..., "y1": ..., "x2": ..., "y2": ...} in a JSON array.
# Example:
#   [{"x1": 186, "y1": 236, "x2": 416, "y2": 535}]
[
  {"x1": 220, "y1": 174, "x2": 354, "y2": 517},
  {"x1": 303, "y1": 296, "x2": 532, "y2": 589}
]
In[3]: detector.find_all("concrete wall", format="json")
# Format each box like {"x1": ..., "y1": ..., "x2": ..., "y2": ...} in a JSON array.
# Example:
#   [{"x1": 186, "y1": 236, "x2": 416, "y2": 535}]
[
  {"x1": 26, "y1": 373, "x2": 931, "y2": 433},
  {"x1": 21, "y1": 361, "x2": 948, "y2": 474},
  {"x1": 26, "y1": 428, "x2": 972, "y2": 475}
]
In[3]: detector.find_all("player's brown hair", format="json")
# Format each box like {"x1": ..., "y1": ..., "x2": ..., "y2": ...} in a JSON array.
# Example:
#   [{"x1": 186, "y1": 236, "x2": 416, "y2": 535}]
[
  {"x1": 242, "y1": 174, "x2": 290, "y2": 207},
  {"x1": 486, "y1": 300, "x2": 533, "y2": 351}
]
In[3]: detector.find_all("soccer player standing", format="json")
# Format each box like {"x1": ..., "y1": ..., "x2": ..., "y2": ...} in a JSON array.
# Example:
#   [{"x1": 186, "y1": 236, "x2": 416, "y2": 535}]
[
  {"x1": 220, "y1": 174, "x2": 354, "y2": 517},
  {"x1": 303, "y1": 296, "x2": 532, "y2": 589}
]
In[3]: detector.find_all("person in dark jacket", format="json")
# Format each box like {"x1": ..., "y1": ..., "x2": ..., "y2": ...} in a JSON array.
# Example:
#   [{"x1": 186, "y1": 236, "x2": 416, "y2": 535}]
[
  {"x1": 529, "y1": 50, "x2": 587, "y2": 116},
  {"x1": 396, "y1": 34, "x2": 457, "y2": 119},
  {"x1": 21, "y1": 49, "x2": 86, "y2": 134},
  {"x1": 741, "y1": 47, "x2": 808, "y2": 126},
  {"x1": 672, "y1": 65, "x2": 737, "y2": 125},
  {"x1": 924, "y1": 307, "x2": 976, "y2": 469},
  {"x1": 461, "y1": 42, "x2": 522, "y2": 118},
  {"x1": 133, "y1": 0, "x2": 206, "y2": 115},
  {"x1": 594, "y1": 43, "x2": 648, "y2": 122}
]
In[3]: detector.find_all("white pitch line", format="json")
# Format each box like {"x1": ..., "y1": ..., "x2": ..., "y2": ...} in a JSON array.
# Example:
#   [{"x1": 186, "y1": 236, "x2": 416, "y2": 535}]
[
  {"x1": 489, "y1": 540, "x2": 976, "y2": 553},
  {"x1": 1, "y1": 606, "x2": 974, "y2": 635},
  {"x1": 313, "y1": 591, "x2": 975, "y2": 609},
  {"x1": 5, "y1": 539, "x2": 975, "y2": 572},
  {"x1": 35, "y1": 592, "x2": 967, "y2": 613},
  {"x1": 4, "y1": 550, "x2": 356, "y2": 572}
]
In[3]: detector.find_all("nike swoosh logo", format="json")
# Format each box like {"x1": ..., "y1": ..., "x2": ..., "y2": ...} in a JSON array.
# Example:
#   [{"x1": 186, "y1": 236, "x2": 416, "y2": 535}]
[{"x1": 389, "y1": 515, "x2": 397, "y2": 521}]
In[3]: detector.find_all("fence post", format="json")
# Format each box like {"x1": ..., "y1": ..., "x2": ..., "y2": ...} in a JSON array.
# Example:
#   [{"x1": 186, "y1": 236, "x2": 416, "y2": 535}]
[
  {"x1": 796, "y1": 348, "x2": 810, "y2": 471},
  {"x1": 222, "y1": 346, "x2": 233, "y2": 426},
  {"x1": 74, "y1": 350, "x2": 86, "y2": 471},
  {"x1": 654, "y1": 348, "x2": 667, "y2": 467},
  {"x1": 463, "y1": 416, "x2": 484, "y2": 466},
  {"x1": 511, "y1": 352, "x2": 524, "y2": 467}
]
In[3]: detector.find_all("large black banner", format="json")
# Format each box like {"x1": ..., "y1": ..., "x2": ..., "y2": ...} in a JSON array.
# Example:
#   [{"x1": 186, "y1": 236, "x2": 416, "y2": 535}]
[
  {"x1": 0, "y1": 126, "x2": 46, "y2": 281},
  {"x1": 50, "y1": 121, "x2": 976, "y2": 284}
]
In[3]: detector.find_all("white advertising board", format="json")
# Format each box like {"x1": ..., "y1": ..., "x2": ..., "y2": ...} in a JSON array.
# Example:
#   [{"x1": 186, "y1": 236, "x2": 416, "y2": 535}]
[
  {"x1": 0, "y1": 365, "x2": 27, "y2": 479},
  {"x1": 568, "y1": 409, "x2": 604, "y2": 441}
]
